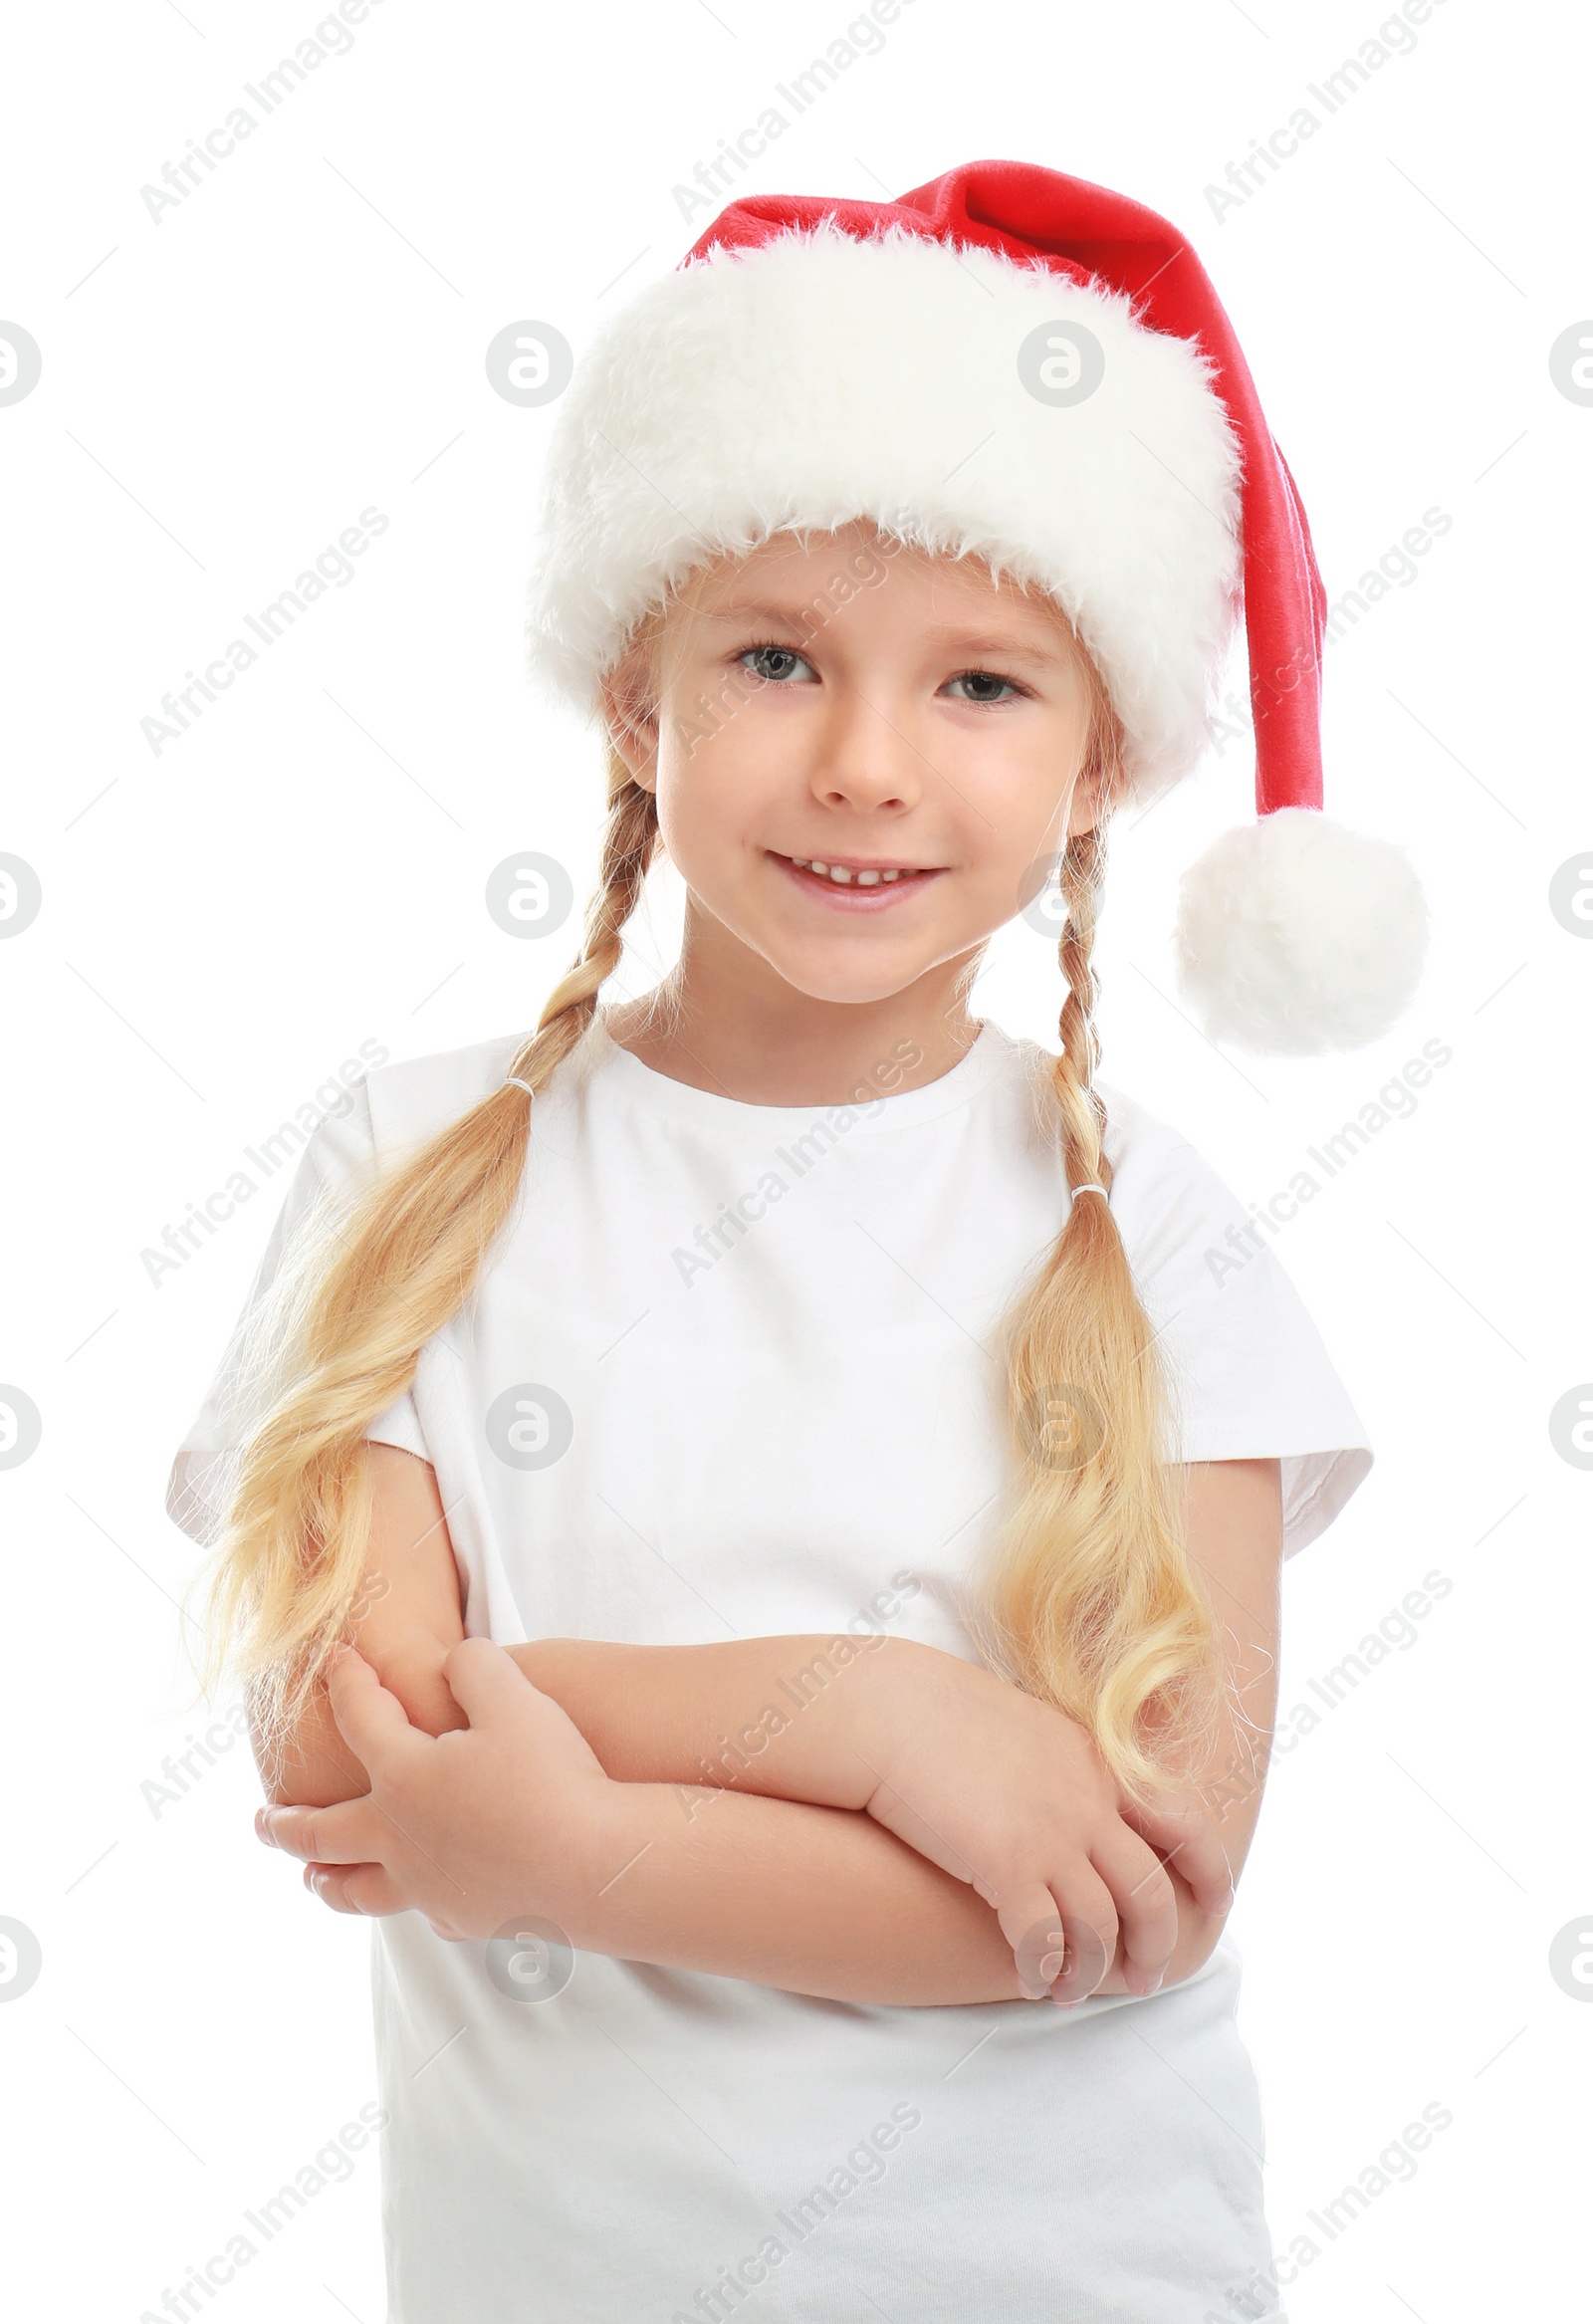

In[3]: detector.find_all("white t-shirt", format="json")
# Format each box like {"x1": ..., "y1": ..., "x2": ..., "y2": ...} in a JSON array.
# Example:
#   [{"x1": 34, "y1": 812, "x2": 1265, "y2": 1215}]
[{"x1": 168, "y1": 1016, "x2": 1372, "y2": 2324}]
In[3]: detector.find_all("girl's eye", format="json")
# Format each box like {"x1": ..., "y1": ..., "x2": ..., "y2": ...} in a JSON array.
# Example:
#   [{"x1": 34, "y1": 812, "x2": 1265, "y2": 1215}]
[
  {"x1": 740, "y1": 645, "x2": 814, "y2": 684},
  {"x1": 945, "y1": 669, "x2": 1022, "y2": 704}
]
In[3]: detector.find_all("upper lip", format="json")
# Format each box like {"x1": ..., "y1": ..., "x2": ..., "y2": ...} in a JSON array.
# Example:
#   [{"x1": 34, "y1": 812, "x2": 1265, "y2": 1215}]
[{"x1": 775, "y1": 848, "x2": 942, "y2": 872}]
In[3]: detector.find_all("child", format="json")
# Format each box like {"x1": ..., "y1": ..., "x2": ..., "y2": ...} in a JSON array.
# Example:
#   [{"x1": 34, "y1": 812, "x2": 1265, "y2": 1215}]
[{"x1": 169, "y1": 161, "x2": 1425, "y2": 2323}]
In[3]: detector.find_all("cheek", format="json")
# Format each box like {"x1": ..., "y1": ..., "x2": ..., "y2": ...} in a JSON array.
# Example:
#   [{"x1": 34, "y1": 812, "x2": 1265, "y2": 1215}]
[
  {"x1": 652, "y1": 722, "x2": 769, "y2": 874},
  {"x1": 957, "y1": 738, "x2": 1079, "y2": 863}
]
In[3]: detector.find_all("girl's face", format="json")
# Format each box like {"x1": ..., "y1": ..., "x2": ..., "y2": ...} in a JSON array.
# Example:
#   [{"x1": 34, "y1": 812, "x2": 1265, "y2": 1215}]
[{"x1": 607, "y1": 522, "x2": 1115, "y2": 1007}]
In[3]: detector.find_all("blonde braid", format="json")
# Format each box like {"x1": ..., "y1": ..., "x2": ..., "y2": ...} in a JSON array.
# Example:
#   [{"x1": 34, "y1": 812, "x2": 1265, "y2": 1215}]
[
  {"x1": 1050, "y1": 822, "x2": 1112, "y2": 1199},
  {"x1": 517, "y1": 749, "x2": 660, "y2": 1060},
  {"x1": 189, "y1": 758, "x2": 659, "y2": 1754},
  {"x1": 968, "y1": 818, "x2": 1224, "y2": 1802}
]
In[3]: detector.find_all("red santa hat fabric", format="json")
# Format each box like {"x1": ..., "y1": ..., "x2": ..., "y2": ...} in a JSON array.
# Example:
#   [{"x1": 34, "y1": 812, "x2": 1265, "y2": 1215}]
[{"x1": 524, "y1": 157, "x2": 1426, "y2": 1055}]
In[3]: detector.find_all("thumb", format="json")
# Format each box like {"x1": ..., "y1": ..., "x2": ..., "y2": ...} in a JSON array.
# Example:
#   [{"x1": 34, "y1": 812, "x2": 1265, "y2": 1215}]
[
  {"x1": 440, "y1": 1635, "x2": 549, "y2": 1726},
  {"x1": 439, "y1": 1638, "x2": 608, "y2": 1779},
  {"x1": 324, "y1": 1645, "x2": 426, "y2": 1775}
]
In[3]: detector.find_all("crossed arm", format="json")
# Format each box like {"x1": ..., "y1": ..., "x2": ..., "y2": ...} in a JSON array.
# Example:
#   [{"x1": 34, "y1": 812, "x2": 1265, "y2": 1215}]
[{"x1": 254, "y1": 1446, "x2": 1283, "y2": 2008}]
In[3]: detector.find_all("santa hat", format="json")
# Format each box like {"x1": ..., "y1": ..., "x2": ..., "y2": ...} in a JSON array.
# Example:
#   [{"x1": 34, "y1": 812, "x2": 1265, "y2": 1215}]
[{"x1": 524, "y1": 158, "x2": 1427, "y2": 1056}]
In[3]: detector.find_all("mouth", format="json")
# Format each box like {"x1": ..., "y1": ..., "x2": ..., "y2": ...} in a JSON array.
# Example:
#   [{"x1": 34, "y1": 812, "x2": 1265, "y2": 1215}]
[{"x1": 769, "y1": 850, "x2": 947, "y2": 910}]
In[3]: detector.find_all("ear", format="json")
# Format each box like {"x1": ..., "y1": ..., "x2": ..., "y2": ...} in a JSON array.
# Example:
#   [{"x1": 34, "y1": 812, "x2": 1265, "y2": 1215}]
[
  {"x1": 601, "y1": 659, "x2": 659, "y2": 794},
  {"x1": 1065, "y1": 746, "x2": 1125, "y2": 838}
]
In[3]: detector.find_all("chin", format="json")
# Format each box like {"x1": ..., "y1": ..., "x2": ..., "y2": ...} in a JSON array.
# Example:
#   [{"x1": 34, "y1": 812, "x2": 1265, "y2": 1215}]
[{"x1": 761, "y1": 947, "x2": 929, "y2": 1008}]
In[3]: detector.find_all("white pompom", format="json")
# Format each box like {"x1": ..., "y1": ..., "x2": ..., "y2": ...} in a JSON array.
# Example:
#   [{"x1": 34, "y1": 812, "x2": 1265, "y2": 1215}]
[{"x1": 1172, "y1": 807, "x2": 1428, "y2": 1056}]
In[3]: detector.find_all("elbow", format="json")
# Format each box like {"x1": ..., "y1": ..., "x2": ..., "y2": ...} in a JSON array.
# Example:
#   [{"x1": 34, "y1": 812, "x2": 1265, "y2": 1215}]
[
  {"x1": 250, "y1": 1715, "x2": 367, "y2": 1810},
  {"x1": 246, "y1": 1676, "x2": 367, "y2": 1810},
  {"x1": 248, "y1": 1635, "x2": 464, "y2": 1809}
]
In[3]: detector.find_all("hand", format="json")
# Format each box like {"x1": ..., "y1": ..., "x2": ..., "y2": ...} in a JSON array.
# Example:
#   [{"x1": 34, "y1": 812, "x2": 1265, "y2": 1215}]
[
  {"x1": 1116, "y1": 1781, "x2": 1242, "y2": 1928},
  {"x1": 255, "y1": 1639, "x2": 618, "y2": 1943},
  {"x1": 858, "y1": 1649, "x2": 1235, "y2": 2005}
]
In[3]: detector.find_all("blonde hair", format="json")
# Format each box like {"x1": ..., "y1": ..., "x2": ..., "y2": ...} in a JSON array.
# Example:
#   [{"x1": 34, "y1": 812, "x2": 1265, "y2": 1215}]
[{"x1": 189, "y1": 555, "x2": 1222, "y2": 1800}]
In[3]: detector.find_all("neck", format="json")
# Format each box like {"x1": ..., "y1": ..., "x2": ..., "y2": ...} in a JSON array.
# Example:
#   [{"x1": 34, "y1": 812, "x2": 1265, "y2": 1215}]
[{"x1": 602, "y1": 915, "x2": 985, "y2": 1106}]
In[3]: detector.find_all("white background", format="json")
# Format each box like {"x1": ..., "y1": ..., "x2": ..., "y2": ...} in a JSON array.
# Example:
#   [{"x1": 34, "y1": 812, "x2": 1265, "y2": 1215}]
[{"x1": 1, "y1": 1, "x2": 1586, "y2": 2317}]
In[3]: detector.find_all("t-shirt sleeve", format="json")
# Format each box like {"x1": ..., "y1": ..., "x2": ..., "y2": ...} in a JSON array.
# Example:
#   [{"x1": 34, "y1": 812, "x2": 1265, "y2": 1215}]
[
  {"x1": 164, "y1": 1078, "x2": 429, "y2": 1549},
  {"x1": 1102, "y1": 1090, "x2": 1374, "y2": 1559}
]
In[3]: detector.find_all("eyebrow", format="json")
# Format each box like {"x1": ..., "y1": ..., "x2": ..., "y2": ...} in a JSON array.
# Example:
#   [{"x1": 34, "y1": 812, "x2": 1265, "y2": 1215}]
[{"x1": 694, "y1": 596, "x2": 1074, "y2": 664}]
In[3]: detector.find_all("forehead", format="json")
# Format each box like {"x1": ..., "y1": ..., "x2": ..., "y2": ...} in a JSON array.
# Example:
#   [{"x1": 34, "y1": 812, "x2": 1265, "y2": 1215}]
[{"x1": 676, "y1": 523, "x2": 1077, "y2": 649}]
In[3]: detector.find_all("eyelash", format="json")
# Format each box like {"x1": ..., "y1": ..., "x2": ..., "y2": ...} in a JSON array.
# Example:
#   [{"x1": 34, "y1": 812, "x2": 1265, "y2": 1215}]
[
  {"x1": 735, "y1": 642, "x2": 1030, "y2": 702},
  {"x1": 738, "y1": 641, "x2": 813, "y2": 682}
]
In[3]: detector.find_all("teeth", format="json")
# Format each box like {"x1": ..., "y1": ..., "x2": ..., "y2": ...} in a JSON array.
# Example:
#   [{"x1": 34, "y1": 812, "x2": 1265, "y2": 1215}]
[{"x1": 792, "y1": 858, "x2": 908, "y2": 884}]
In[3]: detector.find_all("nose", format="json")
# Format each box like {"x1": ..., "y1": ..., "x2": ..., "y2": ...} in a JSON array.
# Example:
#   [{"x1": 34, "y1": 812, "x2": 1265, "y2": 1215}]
[{"x1": 808, "y1": 680, "x2": 924, "y2": 814}]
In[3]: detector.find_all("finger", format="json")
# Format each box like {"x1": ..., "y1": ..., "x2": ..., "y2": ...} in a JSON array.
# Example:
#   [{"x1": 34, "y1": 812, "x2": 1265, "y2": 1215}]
[
  {"x1": 325, "y1": 1648, "x2": 430, "y2": 1779},
  {"x1": 995, "y1": 1884, "x2": 1074, "y2": 1999},
  {"x1": 1090, "y1": 1824, "x2": 1179, "y2": 1994},
  {"x1": 1122, "y1": 1793, "x2": 1236, "y2": 1918},
  {"x1": 1043, "y1": 1866, "x2": 1119, "y2": 2008},
  {"x1": 256, "y1": 1796, "x2": 387, "y2": 1867},
  {"x1": 439, "y1": 1638, "x2": 608, "y2": 1780},
  {"x1": 302, "y1": 1860, "x2": 408, "y2": 1918},
  {"x1": 439, "y1": 1635, "x2": 544, "y2": 1725}
]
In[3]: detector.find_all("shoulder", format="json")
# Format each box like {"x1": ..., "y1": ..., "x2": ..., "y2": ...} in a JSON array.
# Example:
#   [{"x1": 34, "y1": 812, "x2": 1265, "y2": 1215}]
[
  {"x1": 361, "y1": 1027, "x2": 528, "y2": 1161},
  {"x1": 991, "y1": 1032, "x2": 1245, "y2": 1263},
  {"x1": 280, "y1": 1028, "x2": 530, "y2": 1216},
  {"x1": 1094, "y1": 1074, "x2": 1249, "y2": 1273},
  {"x1": 1094, "y1": 1072, "x2": 1218, "y2": 1182}
]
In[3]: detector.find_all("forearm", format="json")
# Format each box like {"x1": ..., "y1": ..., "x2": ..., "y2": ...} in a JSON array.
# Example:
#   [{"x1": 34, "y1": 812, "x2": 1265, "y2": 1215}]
[
  {"x1": 382, "y1": 1631, "x2": 1039, "y2": 2003},
  {"x1": 509, "y1": 1632, "x2": 940, "y2": 1806},
  {"x1": 273, "y1": 1630, "x2": 1225, "y2": 2002},
  {"x1": 262, "y1": 1638, "x2": 1018, "y2": 2001},
  {"x1": 511, "y1": 1635, "x2": 1227, "y2": 1990},
  {"x1": 267, "y1": 1629, "x2": 898, "y2": 1809},
  {"x1": 561, "y1": 1775, "x2": 1025, "y2": 2005},
  {"x1": 563, "y1": 1776, "x2": 1222, "y2": 2002}
]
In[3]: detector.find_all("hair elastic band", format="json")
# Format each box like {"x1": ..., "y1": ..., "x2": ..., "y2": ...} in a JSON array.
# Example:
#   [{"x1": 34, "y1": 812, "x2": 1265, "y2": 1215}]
[
  {"x1": 503, "y1": 1076, "x2": 536, "y2": 1098},
  {"x1": 1071, "y1": 1183, "x2": 1109, "y2": 1200}
]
